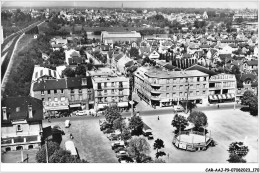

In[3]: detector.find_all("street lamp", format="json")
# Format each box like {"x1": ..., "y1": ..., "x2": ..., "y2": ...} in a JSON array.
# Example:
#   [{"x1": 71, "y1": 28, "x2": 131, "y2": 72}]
[{"x1": 129, "y1": 100, "x2": 134, "y2": 116}]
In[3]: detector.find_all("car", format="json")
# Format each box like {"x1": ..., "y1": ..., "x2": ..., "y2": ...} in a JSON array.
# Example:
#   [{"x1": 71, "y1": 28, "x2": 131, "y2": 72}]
[
  {"x1": 114, "y1": 146, "x2": 127, "y2": 153},
  {"x1": 173, "y1": 105, "x2": 185, "y2": 112},
  {"x1": 103, "y1": 128, "x2": 114, "y2": 134},
  {"x1": 100, "y1": 122, "x2": 112, "y2": 131},
  {"x1": 143, "y1": 131, "x2": 154, "y2": 140},
  {"x1": 108, "y1": 134, "x2": 120, "y2": 141},
  {"x1": 118, "y1": 156, "x2": 134, "y2": 163},
  {"x1": 116, "y1": 150, "x2": 129, "y2": 158},
  {"x1": 111, "y1": 141, "x2": 125, "y2": 150},
  {"x1": 76, "y1": 111, "x2": 87, "y2": 116}
]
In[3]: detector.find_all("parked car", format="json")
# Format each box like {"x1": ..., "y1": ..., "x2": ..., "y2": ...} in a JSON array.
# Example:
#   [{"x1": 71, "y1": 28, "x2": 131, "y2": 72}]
[
  {"x1": 143, "y1": 131, "x2": 154, "y2": 140},
  {"x1": 111, "y1": 141, "x2": 125, "y2": 150},
  {"x1": 114, "y1": 146, "x2": 127, "y2": 153},
  {"x1": 76, "y1": 110, "x2": 87, "y2": 116},
  {"x1": 116, "y1": 150, "x2": 129, "y2": 158},
  {"x1": 173, "y1": 105, "x2": 184, "y2": 112},
  {"x1": 118, "y1": 156, "x2": 135, "y2": 163},
  {"x1": 100, "y1": 122, "x2": 112, "y2": 131},
  {"x1": 65, "y1": 120, "x2": 71, "y2": 128},
  {"x1": 108, "y1": 133, "x2": 120, "y2": 141},
  {"x1": 103, "y1": 128, "x2": 114, "y2": 134}
]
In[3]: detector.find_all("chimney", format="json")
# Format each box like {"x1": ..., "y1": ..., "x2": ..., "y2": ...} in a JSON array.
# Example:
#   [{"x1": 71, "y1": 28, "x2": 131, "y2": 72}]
[
  {"x1": 2, "y1": 107, "x2": 7, "y2": 120},
  {"x1": 28, "y1": 105, "x2": 33, "y2": 119}
]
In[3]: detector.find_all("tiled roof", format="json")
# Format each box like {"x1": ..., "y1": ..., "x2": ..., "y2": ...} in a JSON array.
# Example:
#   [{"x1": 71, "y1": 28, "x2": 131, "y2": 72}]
[
  {"x1": 114, "y1": 53, "x2": 124, "y2": 61},
  {"x1": 240, "y1": 73, "x2": 256, "y2": 82},
  {"x1": 66, "y1": 76, "x2": 93, "y2": 89},
  {"x1": 33, "y1": 79, "x2": 67, "y2": 91},
  {"x1": 246, "y1": 60, "x2": 258, "y2": 66},
  {"x1": 1, "y1": 96, "x2": 43, "y2": 124},
  {"x1": 102, "y1": 31, "x2": 141, "y2": 38}
]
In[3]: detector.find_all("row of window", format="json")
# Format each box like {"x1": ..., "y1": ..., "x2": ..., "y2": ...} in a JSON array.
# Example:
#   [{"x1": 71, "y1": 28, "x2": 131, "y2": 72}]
[
  {"x1": 165, "y1": 90, "x2": 207, "y2": 97},
  {"x1": 165, "y1": 84, "x2": 207, "y2": 91},
  {"x1": 210, "y1": 75, "x2": 234, "y2": 80},
  {"x1": 41, "y1": 89, "x2": 92, "y2": 95},
  {"x1": 98, "y1": 96, "x2": 125, "y2": 102},
  {"x1": 98, "y1": 90, "x2": 124, "y2": 95},
  {"x1": 97, "y1": 82, "x2": 124, "y2": 88},
  {"x1": 153, "y1": 77, "x2": 208, "y2": 84}
]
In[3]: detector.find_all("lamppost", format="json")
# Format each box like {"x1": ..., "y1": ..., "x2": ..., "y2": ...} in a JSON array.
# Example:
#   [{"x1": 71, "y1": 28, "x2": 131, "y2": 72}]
[{"x1": 129, "y1": 100, "x2": 134, "y2": 117}]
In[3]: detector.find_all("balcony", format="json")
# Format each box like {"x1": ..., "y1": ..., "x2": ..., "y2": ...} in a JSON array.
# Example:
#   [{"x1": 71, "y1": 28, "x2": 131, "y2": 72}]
[
  {"x1": 151, "y1": 96, "x2": 161, "y2": 100},
  {"x1": 151, "y1": 83, "x2": 161, "y2": 87},
  {"x1": 69, "y1": 99, "x2": 88, "y2": 105},
  {"x1": 151, "y1": 89, "x2": 162, "y2": 94}
]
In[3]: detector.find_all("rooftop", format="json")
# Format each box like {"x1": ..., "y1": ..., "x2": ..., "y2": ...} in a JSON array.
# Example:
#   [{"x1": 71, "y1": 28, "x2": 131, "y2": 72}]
[
  {"x1": 92, "y1": 76, "x2": 129, "y2": 83},
  {"x1": 138, "y1": 66, "x2": 208, "y2": 79}
]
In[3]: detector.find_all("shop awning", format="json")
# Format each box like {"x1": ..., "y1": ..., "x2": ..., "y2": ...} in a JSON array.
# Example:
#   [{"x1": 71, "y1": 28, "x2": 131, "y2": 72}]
[
  {"x1": 117, "y1": 102, "x2": 129, "y2": 107},
  {"x1": 230, "y1": 93, "x2": 235, "y2": 98},
  {"x1": 209, "y1": 95, "x2": 213, "y2": 100},
  {"x1": 226, "y1": 94, "x2": 232, "y2": 99},
  {"x1": 46, "y1": 106, "x2": 69, "y2": 111},
  {"x1": 70, "y1": 104, "x2": 81, "y2": 108},
  {"x1": 98, "y1": 104, "x2": 108, "y2": 110},
  {"x1": 221, "y1": 94, "x2": 227, "y2": 99},
  {"x1": 160, "y1": 99, "x2": 170, "y2": 102},
  {"x1": 213, "y1": 95, "x2": 218, "y2": 100},
  {"x1": 217, "y1": 95, "x2": 223, "y2": 100}
]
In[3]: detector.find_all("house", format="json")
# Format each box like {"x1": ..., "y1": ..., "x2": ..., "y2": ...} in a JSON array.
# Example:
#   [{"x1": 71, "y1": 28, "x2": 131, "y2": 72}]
[
  {"x1": 1, "y1": 96, "x2": 43, "y2": 151},
  {"x1": 66, "y1": 77, "x2": 94, "y2": 110},
  {"x1": 116, "y1": 55, "x2": 132, "y2": 74},
  {"x1": 236, "y1": 73, "x2": 258, "y2": 100},
  {"x1": 243, "y1": 60, "x2": 258, "y2": 72}
]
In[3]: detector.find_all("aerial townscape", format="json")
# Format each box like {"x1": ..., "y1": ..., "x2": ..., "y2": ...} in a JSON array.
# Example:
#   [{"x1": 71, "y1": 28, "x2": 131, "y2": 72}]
[{"x1": 0, "y1": 1, "x2": 258, "y2": 167}]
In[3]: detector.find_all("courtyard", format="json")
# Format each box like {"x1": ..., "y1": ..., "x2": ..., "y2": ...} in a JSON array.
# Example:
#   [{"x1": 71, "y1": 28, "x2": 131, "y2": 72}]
[{"x1": 142, "y1": 109, "x2": 258, "y2": 163}]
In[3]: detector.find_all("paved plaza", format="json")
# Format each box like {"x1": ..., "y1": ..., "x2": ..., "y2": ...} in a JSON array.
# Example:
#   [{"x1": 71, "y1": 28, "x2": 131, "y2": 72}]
[{"x1": 142, "y1": 109, "x2": 258, "y2": 163}]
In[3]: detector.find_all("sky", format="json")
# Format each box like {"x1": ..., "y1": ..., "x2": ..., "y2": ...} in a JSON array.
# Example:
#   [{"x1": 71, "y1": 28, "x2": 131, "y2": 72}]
[{"x1": 1, "y1": 0, "x2": 259, "y2": 9}]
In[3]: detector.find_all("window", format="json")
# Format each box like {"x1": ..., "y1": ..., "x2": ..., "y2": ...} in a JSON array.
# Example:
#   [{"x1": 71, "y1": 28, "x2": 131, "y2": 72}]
[
  {"x1": 98, "y1": 83, "x2": 102, "y2": 89},
  {"x1": 179, "y1": 92, "x2": 182, "y2": 96},
  {"x1": 41, "y1": 91, "x2": 44, "y2": 95},
  {"x1": 104, "y1": 97, "x2": 107, "y2": 102},
  {"x1": 190, "y1": 91, "x2": 193, "y2": 95},
  {"x1": 166, "y1": 86, "x2": 169, "y2": 91},
  {"x1": 119, "y1": 82, "x2": 123, "y2": 88},
  {"x1": 61, "y1": 97, "x2": 65, "y2": 101},
  {"x1": 197, "y1": 77, "x2": 200, "y2": 82},
  {"x1": 173, "y1": 86, "x2": 176, "y2": 90},
  {"x1": 48, "y1": 90, "x2": 51, "y2": 94},
  {"x1": 196, "y1": 91, "x2": 199, "y2": 95},
  {"x1": 112, "y1": 89, "x2": 115, "y2": 94},
  {"x1": 98, "y1": 98, "x2": 102, "y2": 103},
  {"x1": 166, "y1": 93, "x2": 169, "y2": 97},
  {"x1": 111, "y1": 96, "x2": 115, "y2": 102},
  {"x1": 48, "y1": 98, "x2": 51, "y2": 102},
  {"x1": 54, "y1": 97, "x2": 58, "y2": 102},
  {"x1": 203, "y1": 84, "x2": 206, "y2": 88},
  {"x1": 54, "y1": 90, "x2": 57, "y2": 94},
  {"x1": 71, "y1": 95, "x2": 74, "y2": 101},
  {"x1": 79, "y1": 89, "x2": 82, "y2": 94},
  {"x1": 104, "y1": 82, "x2": 107, "y2": 88},
  {"x1": 172, "y1": 92, "x2": 176, "y2": 96},
  {"x1": 16, "y1": 107, "x2": 20, "y2": 112},
  {"x1": 104, "y1": 90, "x2": 107, "y2": 94},
  {"x1": 111, "y1": 82, "x2": 115, "y2": 87},
  {"x1": 79, "y1": 95, "x2": 82, "y2": 101},
  {"x1": 82, "y1": 78, "x2": 87, "y2": 85},
  {"x1": 203, "y1": 90, "x2": 206, "y2": 95},
  {"x1": 166, "y1": 79, "x2": 169, "y2": 84},
  {"x1": 119, "y1": 97, "x2": 123, "y2": 101},
  {"x1": 60, "y1": 89, "x2": 64, "y2": 94},
  {"x1": 204, "y1": 77, "x2": 207, "y2": 81},
  {"x1": 71, "y1": 89, "x2": 74, "y2": 94},
  {"x1": 197, "y1": 84, "x2": 200, "y2": 88},
  {"x1": 17, "y1": 125, "x2": 22, "y2": 132}
]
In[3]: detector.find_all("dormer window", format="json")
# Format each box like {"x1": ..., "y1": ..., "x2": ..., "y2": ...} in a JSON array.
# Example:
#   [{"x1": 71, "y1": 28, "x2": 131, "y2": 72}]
[
  {"x1": 16, "y1": 107, "x2": 20, "y2": 112},
  {"x1": 82, "y1": 78, "x2": 87, "y2": 86},
  {"x1": 17, "y1": 125, "x2": 22, "y2": 132}
]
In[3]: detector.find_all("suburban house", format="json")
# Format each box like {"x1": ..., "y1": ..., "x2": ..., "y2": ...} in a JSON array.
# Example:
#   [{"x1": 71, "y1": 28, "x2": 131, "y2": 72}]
[
  {"x1": 243, "y1": 60, "x2": 258, "y2": 73},
  {"x1": 1, "y1": 96, "x2": 43, "y2": 152}
]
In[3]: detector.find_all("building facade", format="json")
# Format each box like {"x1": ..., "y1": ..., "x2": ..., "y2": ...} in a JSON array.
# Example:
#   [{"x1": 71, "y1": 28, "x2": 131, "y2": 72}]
[
  {"x1": 134, "y1": 67, "x2": 209, "y2": 107},
  {"x1": 101, "y1": 31, "x2": 141, "y2": 44},
  {"x1": 92, "y1": 77, "x2": 130, "y2": 111},
  {"x1": 208, "y1": 73, "x2": 237, "y2": 103},
  {"x1": 1, "y1": 97, "x2": 43, "y2": 152}
]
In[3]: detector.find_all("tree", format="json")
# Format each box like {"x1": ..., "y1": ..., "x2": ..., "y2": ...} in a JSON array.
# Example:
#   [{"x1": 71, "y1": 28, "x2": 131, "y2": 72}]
[
  {"x1": 129, "y1": 47, "x2": 139, "y2": 58},
  {"x1": 104, "y1": 105, "x2": 122, "y2": 124},
  {"x1": 187, "y1": 111, "x2": 208, "y2": 130},
  {"x1": 241, "y1": 90, "x2": 255, "y2": 106},
  {"x1": 248, "y1": 96, "x2": 258, "y2": 116},
  {"x1": 121, "y1": 128, "x2": 132, "y2": 142},
  {"x1": 129, "y1": 115, "x2": 144, "y2": 136},
  {"x1": 36, "y1": 141, "x2": 60, "y2": 163},
  {"x1": 113, "y1": 117, "x2": 126, "y2": 133},
  {"x1": 75, "y1": 65, "x2": 86, "y2": 76},
  {"x1": 227, "y1": 142, "x2": 249, "y2": 163},
  {"x1": 227, "y1": 153, "x2": 246, "y2": 163},
  {"x1": 171, "y1": 114, "x2": 188, "y2": 133},
  {"x1": 153, "y1": 139, "x2": 166, "y2": 159},
  {"x1": 62, "y1": 67, "x2": 75, "y2": 77},
  {"x1": 180, "y1": 100, "x2": 197, "y2": 113},
  {"x1": 127, "y1": 136, "x2": 150, "y2": 163},
  {"x1": 49, "y1": 148, "x2": 87, "y2": 163}
]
